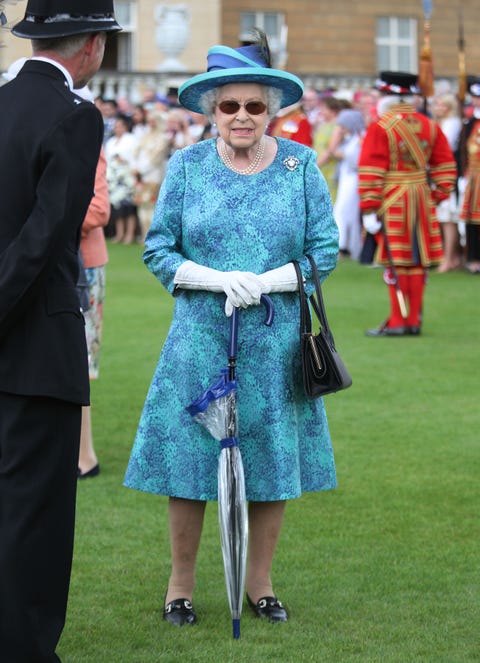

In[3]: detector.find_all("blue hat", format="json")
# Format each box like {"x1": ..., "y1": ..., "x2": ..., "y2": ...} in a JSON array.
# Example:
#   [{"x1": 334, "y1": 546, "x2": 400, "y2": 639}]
[
  {"x1": 376, "y1": 71, "x2": 420, "y2": 96},
  {"x1": 179, "y1": 43, "x2": 304, "y2": 115}
]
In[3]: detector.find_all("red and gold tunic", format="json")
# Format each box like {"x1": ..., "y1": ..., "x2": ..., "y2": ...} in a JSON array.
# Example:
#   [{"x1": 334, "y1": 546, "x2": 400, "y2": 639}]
[
  {"x1": 460, "y1": 118, "x2": 480, "y2": 224},
  {"x1": 358, "y1": 103, "x2": 457, "y2": 266},
  {"x1": 269, "y1": 108, "x2": 313, "y2": 146}
]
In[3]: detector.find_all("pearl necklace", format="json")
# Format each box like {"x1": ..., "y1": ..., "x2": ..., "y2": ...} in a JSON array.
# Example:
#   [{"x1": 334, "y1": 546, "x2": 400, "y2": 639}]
[{"x1": 219, "y1": 137, "x2": 265, "y2": 175}]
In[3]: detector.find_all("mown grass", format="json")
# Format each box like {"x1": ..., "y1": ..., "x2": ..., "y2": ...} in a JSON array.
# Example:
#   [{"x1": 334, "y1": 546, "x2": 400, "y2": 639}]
[{"x1": 60, "y1": 244, "x2": 479, "y2": 662}]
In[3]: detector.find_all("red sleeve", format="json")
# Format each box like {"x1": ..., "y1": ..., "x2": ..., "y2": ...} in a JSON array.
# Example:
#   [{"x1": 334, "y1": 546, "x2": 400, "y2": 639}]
[
  {"x1": 293, "y1": 118, "x2": 313, "y2": 146},
  {"x1": 357, "y1": 122, "x2": 390, "y2": 212}
]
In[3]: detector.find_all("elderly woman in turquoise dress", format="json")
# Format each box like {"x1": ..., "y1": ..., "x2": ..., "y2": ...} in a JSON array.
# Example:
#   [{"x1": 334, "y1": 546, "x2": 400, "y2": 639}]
[{"x1": 124, "y1": 30, "x2": 339, "y2": 627}]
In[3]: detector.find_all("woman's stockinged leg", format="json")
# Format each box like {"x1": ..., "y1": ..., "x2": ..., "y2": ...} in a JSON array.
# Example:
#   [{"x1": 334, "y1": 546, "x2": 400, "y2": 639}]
[
  {"x1": 165, "y1": 497, "x2": 206, "y2": 605},
  {"x1": 246, "y1": 500, "x2": 286, "y2": 602}
]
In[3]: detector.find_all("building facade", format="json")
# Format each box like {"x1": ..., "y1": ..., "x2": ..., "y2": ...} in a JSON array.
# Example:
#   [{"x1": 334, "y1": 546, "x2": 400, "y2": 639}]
[{"x1": 1, "y1": 0, "x2": 479, "y2": 101}]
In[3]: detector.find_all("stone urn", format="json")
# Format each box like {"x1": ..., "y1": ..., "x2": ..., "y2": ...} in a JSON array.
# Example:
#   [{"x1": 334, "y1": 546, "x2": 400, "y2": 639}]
[{"x1": 155, "y1": 5, "x2": 190, "y2": 71}]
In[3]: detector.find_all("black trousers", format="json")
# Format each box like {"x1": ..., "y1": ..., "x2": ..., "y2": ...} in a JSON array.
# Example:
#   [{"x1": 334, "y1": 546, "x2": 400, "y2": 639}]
[
  {"x1": 466, "y1": 222, "x2": 480, "y2": 262},
  {"x1": 0, "y1": 393, "x2": 81, "y2": 663}
]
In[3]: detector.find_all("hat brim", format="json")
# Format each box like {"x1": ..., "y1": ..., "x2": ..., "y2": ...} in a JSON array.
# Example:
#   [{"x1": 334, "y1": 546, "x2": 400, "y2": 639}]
[
  {"x1": 179, "y1": 68, "x2": 304, "y2": 115},
  {"x1": 12, "y1": 18, "x2": 121, "y2": 39}
]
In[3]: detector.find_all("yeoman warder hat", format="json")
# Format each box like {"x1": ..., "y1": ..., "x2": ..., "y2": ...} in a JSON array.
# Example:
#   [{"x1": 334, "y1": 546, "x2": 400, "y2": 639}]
[
  {"x1": 12, "y1": 0, "x2": 121, "y2": 39},
  {"x1": 375, "y1": 71, "x2": 420, "y2": 96},
  {"x1": 179, "y1": 39, "x2": 304, "y2": 115}
]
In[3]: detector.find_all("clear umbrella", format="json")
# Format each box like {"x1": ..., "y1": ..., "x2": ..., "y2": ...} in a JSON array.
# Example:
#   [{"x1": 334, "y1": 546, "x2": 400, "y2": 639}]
[{"x1": 187, "y1": 295, "x2": 274, "y2": 638}]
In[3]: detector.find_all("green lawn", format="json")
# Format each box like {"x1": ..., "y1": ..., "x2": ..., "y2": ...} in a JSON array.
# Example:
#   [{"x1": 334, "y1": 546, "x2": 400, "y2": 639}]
[{"x1": 60, "y1": 244, "x2": 479, "y2": 662}]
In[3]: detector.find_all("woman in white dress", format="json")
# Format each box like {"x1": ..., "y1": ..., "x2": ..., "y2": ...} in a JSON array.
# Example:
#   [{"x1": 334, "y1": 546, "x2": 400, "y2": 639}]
[
  {"x1": 432, "y1": 93, "x2": 463, "y2": 272},
  {"x1": 330, "y1": 109, "x2": 365, "y2": 259},
  {"x1": 105, "y1": 114, "x2": 138, "y2": 244},
  {"x1": 132, "y1": 109, "x2": 169, "y2": 241}
]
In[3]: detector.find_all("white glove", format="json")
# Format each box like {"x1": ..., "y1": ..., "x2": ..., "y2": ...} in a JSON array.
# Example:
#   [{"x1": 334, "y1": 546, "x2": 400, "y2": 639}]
[
  {"x1": 258, "y1": 263, "x2": 298, "y2": 293},
  {"x1": 362, "y1": 213, "x2": 382, "y2": 234},
  {"x1": 174, "y1": 260, "x2": 264, "y2": 316}
]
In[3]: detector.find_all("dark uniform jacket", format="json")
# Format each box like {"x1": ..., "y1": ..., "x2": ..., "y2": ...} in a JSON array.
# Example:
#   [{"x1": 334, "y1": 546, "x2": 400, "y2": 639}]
[{"x1": 0, "y1": 60, "x2": 103, "y2": 404}]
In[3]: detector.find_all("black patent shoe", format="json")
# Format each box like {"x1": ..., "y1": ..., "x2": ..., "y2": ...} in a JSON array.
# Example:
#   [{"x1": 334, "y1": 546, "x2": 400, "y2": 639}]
[
  {"x1": 247, "y1": 595, "x2": 288, "y2": 623},
  {"x1": 163, "y1": 598, "x2": 197, "y2": 626}
]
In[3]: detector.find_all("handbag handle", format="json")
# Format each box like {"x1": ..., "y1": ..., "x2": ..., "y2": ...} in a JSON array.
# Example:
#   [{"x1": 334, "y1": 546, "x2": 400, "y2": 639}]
[{"x1": 293, "y1": 256, "x2": 335, "y2": 345}]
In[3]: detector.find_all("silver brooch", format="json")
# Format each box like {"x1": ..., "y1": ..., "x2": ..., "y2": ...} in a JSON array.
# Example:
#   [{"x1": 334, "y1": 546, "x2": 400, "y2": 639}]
[{"x1": 283, "y1": 156, "x2": 300, "y2": 171}]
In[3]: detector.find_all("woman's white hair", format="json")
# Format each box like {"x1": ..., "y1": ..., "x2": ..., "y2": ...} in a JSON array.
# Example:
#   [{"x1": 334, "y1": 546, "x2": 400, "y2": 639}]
[{"x1": 198, "y1": 86, "x2": 283, "y2": 121}]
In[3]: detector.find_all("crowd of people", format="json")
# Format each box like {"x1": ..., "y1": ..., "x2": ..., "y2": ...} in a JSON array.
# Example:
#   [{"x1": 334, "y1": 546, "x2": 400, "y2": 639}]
[
  {"x1": 92, "y1": 90, "x2": 212, "y2": 244},
  {"x1": 91, "y1": 74, "x2": 480, "y2": 278}
]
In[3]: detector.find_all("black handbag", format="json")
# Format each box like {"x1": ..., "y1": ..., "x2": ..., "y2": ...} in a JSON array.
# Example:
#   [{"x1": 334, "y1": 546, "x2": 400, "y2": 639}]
[{"x1": 293, "y1": 256, "x2": 352, "y2": 398}]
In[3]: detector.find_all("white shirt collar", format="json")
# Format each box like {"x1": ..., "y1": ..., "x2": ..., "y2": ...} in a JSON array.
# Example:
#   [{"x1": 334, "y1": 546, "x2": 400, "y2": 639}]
[{"x1": 31, "y1": 56, "x2": 74, "y2": 91}]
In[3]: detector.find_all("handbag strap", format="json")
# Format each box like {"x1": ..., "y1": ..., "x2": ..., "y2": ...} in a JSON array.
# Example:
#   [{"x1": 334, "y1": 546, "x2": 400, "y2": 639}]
[
  {"x1": 294, "y1": 256, "x2": 336, "y2": 345},
  {"x1": 293, "y1": 260, "x2": 311, "y2": 335},
  {"x1": 306, "y1": 255, "x2": 333, "y2": 339}
]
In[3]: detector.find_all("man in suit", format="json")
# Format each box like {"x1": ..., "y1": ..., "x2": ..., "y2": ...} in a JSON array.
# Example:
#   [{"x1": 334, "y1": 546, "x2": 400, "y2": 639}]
[{"x1": 0, "y1": 2, "x2": 120, "y2": 661}]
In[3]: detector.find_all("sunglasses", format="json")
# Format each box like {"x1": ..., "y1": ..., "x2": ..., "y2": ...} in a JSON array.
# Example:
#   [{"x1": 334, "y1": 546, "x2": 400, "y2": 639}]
[{"x1": 217, "y1": 100, "x2": 267, "y2": 115}]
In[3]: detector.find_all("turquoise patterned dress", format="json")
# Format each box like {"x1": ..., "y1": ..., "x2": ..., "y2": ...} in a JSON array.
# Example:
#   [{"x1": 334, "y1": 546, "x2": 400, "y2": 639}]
[{"x1": 124, "y1": 137, "x2": 339, "y2": 501}]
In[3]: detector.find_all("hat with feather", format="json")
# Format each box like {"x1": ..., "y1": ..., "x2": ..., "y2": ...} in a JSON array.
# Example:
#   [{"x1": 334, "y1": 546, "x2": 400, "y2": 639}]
[{"x1": 179, "y1": 29, "x2": 303, "y2": 115}]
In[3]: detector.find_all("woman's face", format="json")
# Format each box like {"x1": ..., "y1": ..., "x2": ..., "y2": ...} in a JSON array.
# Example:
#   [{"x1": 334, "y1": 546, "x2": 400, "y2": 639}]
[
  {"x1": 319, "y1": 101, "x2": 336, "y2": 123},
  {"x1": 132, "y1": 106, "x2": 145, "y2": 124},
  {"x1": 213, "y1": 83, "x2": 268, "y2": 150},
  {"x1": 114, "y1": 118, "x2": 128, "y2": 136},
  {"x1": 433, "y1": 98, "x2": 449, "y2": 119}
]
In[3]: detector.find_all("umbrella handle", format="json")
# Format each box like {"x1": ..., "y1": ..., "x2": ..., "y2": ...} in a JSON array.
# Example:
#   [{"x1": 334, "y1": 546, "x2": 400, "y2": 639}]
[
  {"x1": 260, "y1": 294, "x2": 275, "y2": 327},
  {"x1": 228, "y1": 294, "x2": 275, "y2": 359}
]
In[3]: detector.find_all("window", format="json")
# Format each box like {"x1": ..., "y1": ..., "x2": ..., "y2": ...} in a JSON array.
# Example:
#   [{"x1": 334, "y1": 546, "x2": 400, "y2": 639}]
[
  {"x1": 376, "y1": 16, "x2": 418, "y2": 73},
  {"x1": 240, "y1": 12, "x2": 287, "y2": 68},
  {"x1": 115, "y1": 1, "x2": 135, "y2": 27},
  {"x1": 110, "y1": 1, "x2": 137, "y2": 70}
]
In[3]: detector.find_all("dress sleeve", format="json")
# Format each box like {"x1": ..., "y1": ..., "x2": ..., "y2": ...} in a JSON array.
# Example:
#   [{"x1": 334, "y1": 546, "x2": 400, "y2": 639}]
[
  {"x1": 81, "y1": 147, "x2": 110, "y2": 236},
  {"x1": 428, "y1": 123, "x2": 458, "y2": 203},
  {"x1": 143, "y1": 149, "x2": 187, "y2": 294},
  {"x1": 301, "y1": 149, "x2": 339, "y2": 292}
]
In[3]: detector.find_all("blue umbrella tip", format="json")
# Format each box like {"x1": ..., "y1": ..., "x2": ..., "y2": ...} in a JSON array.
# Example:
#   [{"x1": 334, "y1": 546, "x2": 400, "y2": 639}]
[{"x1": 233, "y1": 619, "x2": 241, "y2": 639}]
